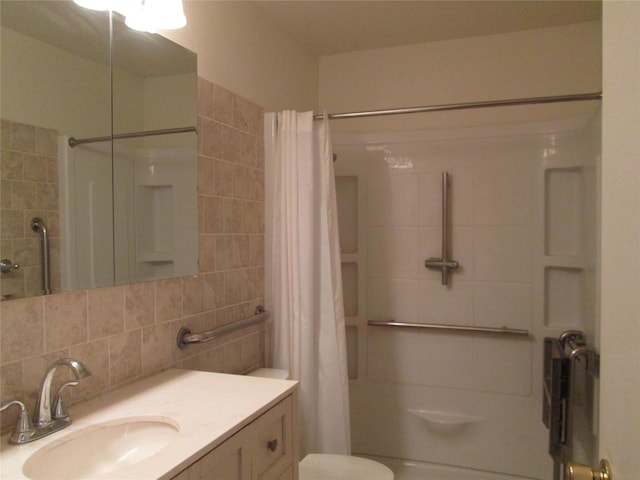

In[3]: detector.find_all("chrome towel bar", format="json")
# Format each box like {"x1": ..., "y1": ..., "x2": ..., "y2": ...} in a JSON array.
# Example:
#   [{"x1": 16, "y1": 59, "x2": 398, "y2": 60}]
[
  {"x1": 177, "y1": 306, "x2": 269, "y2": 349},
  {"x1": 368, "y1": 320, "x2": 530, "y2": 337}
]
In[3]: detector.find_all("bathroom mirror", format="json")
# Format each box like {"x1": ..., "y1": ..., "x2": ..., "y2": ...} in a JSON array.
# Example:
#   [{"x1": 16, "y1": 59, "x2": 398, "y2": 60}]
[{"x1": 0, "y1": 1, "x2": 198, "y2": 300}]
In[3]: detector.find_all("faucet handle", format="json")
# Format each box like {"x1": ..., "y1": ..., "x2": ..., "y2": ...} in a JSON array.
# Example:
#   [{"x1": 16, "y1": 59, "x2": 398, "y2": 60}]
[
  {"x1": 52, "y1": 381, "x2": 79, "y2": 421},
  {"x1": 1, "y1": 400, "x2": 35, "y2": 444}
]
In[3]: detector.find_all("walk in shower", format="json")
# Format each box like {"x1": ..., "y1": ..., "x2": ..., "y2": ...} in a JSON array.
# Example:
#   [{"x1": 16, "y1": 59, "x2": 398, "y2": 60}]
[{"x1": 333, "y1": 100, "x2": 601, "y2": 480}]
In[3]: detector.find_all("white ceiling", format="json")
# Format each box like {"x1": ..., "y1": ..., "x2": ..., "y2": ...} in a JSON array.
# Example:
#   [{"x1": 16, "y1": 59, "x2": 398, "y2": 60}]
[{"x1": 250, "y1": 0, "x2": 602, "y2": 56}]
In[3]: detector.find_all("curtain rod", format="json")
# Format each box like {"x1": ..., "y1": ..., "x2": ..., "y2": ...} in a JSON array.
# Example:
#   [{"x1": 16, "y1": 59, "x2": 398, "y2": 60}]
[
  {"x1": 68, "y1": 126, "x2": 197, "y2": 148},
  {"x1": 312, "y1": 92, "x2": 602, "y2": 121}
]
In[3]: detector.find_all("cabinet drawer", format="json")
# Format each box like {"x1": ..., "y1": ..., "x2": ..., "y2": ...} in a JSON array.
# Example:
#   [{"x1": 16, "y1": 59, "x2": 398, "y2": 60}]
[{"x1": 251, "y1": 396, "x2": 293, "y2": 480}]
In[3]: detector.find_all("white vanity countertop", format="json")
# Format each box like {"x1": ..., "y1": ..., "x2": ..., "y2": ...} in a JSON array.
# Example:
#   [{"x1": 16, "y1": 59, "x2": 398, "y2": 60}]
[{"x1": 0, "y1": 369, "x2": 298, "y2": 479}]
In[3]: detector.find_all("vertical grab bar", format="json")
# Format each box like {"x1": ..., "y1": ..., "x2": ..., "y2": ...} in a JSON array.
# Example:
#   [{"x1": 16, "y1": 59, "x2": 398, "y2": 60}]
[
  {"x1": 424, "y1": 172, "x2": 460, "y2": 285},
  {"x1": 31, "y1": 217, "x2": 51, "y2": 295}
]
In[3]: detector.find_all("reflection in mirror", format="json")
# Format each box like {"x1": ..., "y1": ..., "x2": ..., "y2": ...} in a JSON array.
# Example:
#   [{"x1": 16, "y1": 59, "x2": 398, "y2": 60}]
[{"x1": 1, "y1": 1, "x2": 198, "y2": 301}]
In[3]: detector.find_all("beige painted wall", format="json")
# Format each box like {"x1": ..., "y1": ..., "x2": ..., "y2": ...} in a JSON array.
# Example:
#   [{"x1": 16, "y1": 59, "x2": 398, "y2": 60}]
[
  {"x1": 318, "y1": 21, "x2": 602, "y2": 132},
  {"x1": 162, "y1": 1, "x2": 318, "y2": 112},
  {"x1": 600, "y1": 1, "x2": 640, "y2": 477}
]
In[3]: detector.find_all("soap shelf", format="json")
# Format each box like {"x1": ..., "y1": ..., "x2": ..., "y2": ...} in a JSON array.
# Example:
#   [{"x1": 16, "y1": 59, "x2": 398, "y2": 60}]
[{"x1": 407, "y1": 409, "x2": 484, "y2": 427}]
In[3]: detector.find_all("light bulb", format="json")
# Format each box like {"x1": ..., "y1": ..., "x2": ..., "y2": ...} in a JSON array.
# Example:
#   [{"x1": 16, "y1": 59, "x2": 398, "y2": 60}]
[
  {"x1": 142, "y1": 0, "x2": 186, "y2": 30},
  {"x1": 124, "y1": 1, "x2": 156, "y2": 32},
  {"x1": 73, "y1": 0, "x2": 111, "y2": 11}
]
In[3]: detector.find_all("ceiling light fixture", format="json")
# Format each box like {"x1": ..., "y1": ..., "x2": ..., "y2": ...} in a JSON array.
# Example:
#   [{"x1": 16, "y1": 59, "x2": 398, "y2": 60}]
[{"x1": 73, "y1": 0, "x2": 186, "y2": 32}]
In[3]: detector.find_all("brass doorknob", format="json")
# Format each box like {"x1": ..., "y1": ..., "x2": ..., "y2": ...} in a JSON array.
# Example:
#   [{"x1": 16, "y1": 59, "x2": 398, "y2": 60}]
[{"x1": 566, "y1": 459, "x2": 612, "y2": 480}]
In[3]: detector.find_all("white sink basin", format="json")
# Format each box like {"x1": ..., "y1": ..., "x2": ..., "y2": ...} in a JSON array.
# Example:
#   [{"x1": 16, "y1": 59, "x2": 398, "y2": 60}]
[{"x1": 23, "y1": 417, "x2": 179, "y2": 479}]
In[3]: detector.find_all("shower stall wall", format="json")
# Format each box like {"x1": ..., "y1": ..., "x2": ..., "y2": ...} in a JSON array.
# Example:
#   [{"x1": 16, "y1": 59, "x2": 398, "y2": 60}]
[{"x1": 333, "y1": 108, "x2": 600, "y2": 480}]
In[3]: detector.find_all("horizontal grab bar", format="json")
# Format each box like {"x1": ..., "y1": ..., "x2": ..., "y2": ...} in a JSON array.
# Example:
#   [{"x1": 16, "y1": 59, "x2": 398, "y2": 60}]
[
  {"x1": 177, "y1": 306, "x2": 269, "y2": 349},
  {"x1": 368, "y1": 320, "x2": 530, "y2": 337}
]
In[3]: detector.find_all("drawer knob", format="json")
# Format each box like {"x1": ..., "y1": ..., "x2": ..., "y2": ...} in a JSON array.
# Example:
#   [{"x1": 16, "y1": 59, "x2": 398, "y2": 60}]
[{"x1": 267, "y1": 439, "x2": 278, "y2": 452}]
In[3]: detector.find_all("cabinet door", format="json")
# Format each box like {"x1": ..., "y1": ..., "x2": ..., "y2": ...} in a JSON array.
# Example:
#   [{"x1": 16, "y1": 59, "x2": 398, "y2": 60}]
[
  {"x1": 251, "y1": 396, "x2": 293, "y2": 480},
  {"x1": 174, "y1": 428, "x2": 251, "y2": 480}
]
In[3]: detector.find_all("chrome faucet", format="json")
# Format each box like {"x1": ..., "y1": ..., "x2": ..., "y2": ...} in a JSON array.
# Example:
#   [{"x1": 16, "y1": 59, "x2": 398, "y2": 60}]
[{"x1": 0, "y1": 358, "x2": 91, "y2": 444}]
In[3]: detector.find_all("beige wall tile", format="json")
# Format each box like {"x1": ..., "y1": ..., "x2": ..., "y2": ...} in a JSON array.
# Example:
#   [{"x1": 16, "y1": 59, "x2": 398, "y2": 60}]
[
  {"x1": 199, "y1": 234, "x2": 217, "y2": 274},
  {"x1": 213, "y1": 85, "x2": 233, "y2": 125},
  {"x1": 23, "y1": 154, "x2": 47, "y2": 182},
  {"x1": 1, "y1": 209, "x2": 24, "y2": 238},
  {"x1": 240, "y1": 333, "x2": 261, "y2": 371},
  {"x1": 109, "y1": 330, "x2": 142, "y2": 386},
  {"x1": 223, "y1": 339, "x2": 243, "y2": 373},
  {"x1": 0, "y1": 361, "x2": 23, "y2": 431},
  {"x1": 182, "y1": 275, "x2": 204, "y2": 316},
  {"x1": 13, "y1": 238, "x2": 39, "y2": 267},
  {"x1": 10, "y1": 181, "x2": 37, "y2": 209},
  {"x1": 88, "y1": 286, "x2": 125, "y2": 339},
  {"x1": 198, "y1": 156, "x2": 215, "y2": 196},
  {"x1": 37, "y1": 183, "x2": 58, "y2": 210},
  {"x1": 215, "y1": 235, "x2": 234, "y2": 271},
  {"x1": 249, "y1": 235, "x2": 264, "y2": 267},
  {"x1": 197, "y1": 78, "x2": 214, "y2": 119},
  {"x1": 203, "y1": 273, "x2": 224, "y2": 311},
  {"x1": 202, "y1": 195, "x2": 224, "y2": 233},
  {"x1": 214, "y1": 159, "x2": 235, "y2": 197},
  {"x1": 142, "y1": 322, "x2": 171, "y2": 376},
  {"x1": 46, "y1": 157, "x2": 58, "y2": 184},
  {"x1": 155, "y1": 277, "x2": 183, "y2": 322},
  {"x1": 224, "y1": 269, "x2": 244, "y2": 305},
  {"x1": 245, "y1": 167, "x2": 264, "y2": 202},
  {"x1": 24, "y1": 267, "x2": 44, "y2": 298},
  {"x1": 256, "y1": 136, "x2": 265, "y2": 171},
  {"x1": 44, "y1": 291, "x2": 87, "y2": 352},
  {"x1": 1, "y1": 151, "x2": 23, "y2": 180},
  {"x1": 1, "y1": 120, "x2": 10, "y2": 150},
  {"x1": 200, "y1": 118, "x2": 223, "y2": 158},
  {"x1": 241, "y1": 201, "x2": 264, "y2": 234},
  {"x1": 223, "y1": 198, "x2": 243, "y2": 233},
  {"x1": 232, "y1": 95, "x2": 263, "y2": 136},
  {"x1": 35, "y1": 127, "x2": 58, "y2": 157},
  {"x1": 1, "y1": 296, "x2": 44, "y2": 362},
  {"x1": 222, "y1": 126, "x2": 256, "y2": 167},
  {"x1": 233, "y1": 235, "x2": 250, "y2": 268},
  {"x1": 1, "y1": 179, "x2": 11, "y2": 209},
  {"x1": 70, "y1": 339, "x2": 109, "y2": 401},
  {"x1": 11, "y1": 122, "x2": 35, "y2": 153},
  {"x1": 125, "y1": 282, "x2": 155, "y2": 330}
]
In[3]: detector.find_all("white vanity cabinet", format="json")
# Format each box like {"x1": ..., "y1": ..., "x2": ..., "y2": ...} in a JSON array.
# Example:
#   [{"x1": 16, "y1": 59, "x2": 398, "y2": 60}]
[
  {"x1": 172, "y1": 394, "x2": 297, "y2": 480},
  {"x1": 0, "y1": 370, "x2": 298, "y2": 480}
]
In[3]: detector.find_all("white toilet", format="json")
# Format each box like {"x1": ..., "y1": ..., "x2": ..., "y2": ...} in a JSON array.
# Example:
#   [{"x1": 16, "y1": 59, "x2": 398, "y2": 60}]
[{"x1": 247, "y1": 368, "x2": 394, "y2": 480}]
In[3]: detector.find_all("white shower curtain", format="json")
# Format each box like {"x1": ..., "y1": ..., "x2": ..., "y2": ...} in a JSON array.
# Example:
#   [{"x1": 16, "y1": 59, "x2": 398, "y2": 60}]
[{"x1": 267, "y1": 111, "x2": 351, "y2": 456}]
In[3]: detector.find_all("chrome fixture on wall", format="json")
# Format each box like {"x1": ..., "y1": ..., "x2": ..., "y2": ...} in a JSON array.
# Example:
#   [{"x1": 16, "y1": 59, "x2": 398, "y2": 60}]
[
  {"x1": 424, "y1": 172, "x2": 460, "y2": 285},
  {"x1": 543, "y1": 331, "x2": 600, "y2": 480},
  {"x1": 30, "y1": 217, "x2": 51, "y2": 296},
  {"x1": 177, "y1": 306, "x2": 269, "y2": 349},
  {"x1": 0, "y1": 358, "x2": 91, "y2": 444},
  {"x1": 0, "y1": 259, "x2": 19, "y2": 274}
]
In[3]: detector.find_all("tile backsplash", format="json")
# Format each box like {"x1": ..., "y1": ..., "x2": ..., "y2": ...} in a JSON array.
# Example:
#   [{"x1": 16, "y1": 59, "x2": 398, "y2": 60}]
[{"x1": 0, "y1": 77, "x2": 266, "y2": 432}]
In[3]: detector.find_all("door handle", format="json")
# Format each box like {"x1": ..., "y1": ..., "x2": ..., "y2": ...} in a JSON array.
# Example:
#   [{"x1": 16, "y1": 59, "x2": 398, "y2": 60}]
[{"x1": 566, "y1": 459, "x2": 612, "y2": 480}]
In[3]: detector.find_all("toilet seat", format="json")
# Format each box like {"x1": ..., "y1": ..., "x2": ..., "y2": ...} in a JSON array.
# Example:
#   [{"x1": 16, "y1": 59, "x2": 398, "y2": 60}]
[{"x1": 299, "y1": 454, "x2": 394, "y2": 480}]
